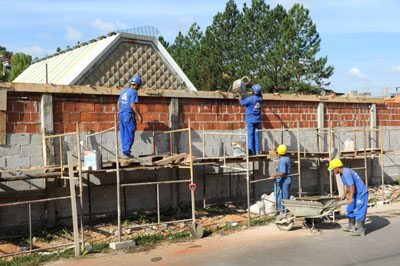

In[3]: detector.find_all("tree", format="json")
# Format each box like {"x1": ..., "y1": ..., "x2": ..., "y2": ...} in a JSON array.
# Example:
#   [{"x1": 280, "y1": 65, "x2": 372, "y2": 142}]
[
  {"x1": 9, "y1": 53, "x2": 32, "y2": 81},
  {"x1": 0, "y1": 61, "x2": 10, "y2": 82},
  {"x1": 198, "y1": 0, "x2": 242, "y2": 90},
  {"x1": 158, "y1": 36, "x2": 170, "y2": 49},
  {"x1": 168, "y1": 23, "x2": 203, "y2": 89}
]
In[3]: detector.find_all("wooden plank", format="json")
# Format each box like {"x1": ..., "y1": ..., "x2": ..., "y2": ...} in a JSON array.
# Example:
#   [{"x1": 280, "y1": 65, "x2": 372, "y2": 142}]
[
  {"x1": 0, "y1": 111, "x2": 6, "y2": 146},
  {"x1": 0, "y1": 90, "x2": 6, "y2": 111},
  {"x1": 67, "y1": 151, "x2": 80, "y2": 257},
  {"x1": 153, "y1": 153, "x2": 187, "y2": 165}
]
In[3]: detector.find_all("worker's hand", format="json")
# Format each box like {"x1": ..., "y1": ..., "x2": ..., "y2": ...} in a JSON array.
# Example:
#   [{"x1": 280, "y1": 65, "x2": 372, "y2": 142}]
[
  {"x1": 340, "y1": 195, "x2": 346, "y2": 201},
  {"x1": 269, "y1": 175, "x2": 276, "y2": 180},
  {"x1": 348, "y1": 198, "x2": 353, "y2": 205},
  {"x1": 138, "y1": 115, "x2": 143, "y2": 123}
]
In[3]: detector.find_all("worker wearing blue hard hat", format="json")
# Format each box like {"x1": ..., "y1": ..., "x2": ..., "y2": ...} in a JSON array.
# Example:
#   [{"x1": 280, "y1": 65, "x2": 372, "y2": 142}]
[
  {"x1": 117, "y1": 76, "x2": 143, "y2": 159},
  {"x1": 329, "y1": 159, "x2": 369, "y2": 236},
  {"x1": 239, "y1": 84, "x2": 263, "y2": 155}
]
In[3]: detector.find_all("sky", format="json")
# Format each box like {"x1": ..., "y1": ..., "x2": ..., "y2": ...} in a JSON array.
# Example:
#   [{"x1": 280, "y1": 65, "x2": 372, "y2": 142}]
[{"x1": 2, "y1": 0, "x2": 400, "y2": 96}]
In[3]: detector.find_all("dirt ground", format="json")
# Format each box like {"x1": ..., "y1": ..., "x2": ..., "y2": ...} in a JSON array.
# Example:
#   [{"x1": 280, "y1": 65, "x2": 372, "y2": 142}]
[{"x1": 43, "y1": 201, "x2": 400, "y2": 266}]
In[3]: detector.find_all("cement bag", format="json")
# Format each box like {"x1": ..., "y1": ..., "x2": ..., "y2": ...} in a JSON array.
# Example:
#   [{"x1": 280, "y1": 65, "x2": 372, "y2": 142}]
[
  {"x1": 262, "y1": 192, "x2": 276, "y2": 215},
  {"x1": 232, "y1": 141, "x2": 246, "y2": 156},
  {"x1": 249, "y1": 201, "x2": 265, "y2": 215}
]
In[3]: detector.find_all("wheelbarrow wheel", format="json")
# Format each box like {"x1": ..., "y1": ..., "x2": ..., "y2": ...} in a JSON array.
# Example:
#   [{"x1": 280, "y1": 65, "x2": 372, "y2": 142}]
[{"x1": 275, "y1": 213, "x2": 294, "y2": 231}]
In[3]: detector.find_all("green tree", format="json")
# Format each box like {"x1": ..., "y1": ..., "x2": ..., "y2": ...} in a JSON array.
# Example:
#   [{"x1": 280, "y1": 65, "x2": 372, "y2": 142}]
[
  {"x1": 9, "y1": 53, "x2": 32, "y2": 81},
  {"x1": 198, "y1": 0, "x2": 242, "y2": 90},
  {"x1": 158, "y1": 36, "x2": 170, "y2": 49},
  {"x1": 168, "y1": 23, "x2": 203, "y2": 89},
  {"x1": 0, "y1": 61, "x2": 10, "y2": 82}
]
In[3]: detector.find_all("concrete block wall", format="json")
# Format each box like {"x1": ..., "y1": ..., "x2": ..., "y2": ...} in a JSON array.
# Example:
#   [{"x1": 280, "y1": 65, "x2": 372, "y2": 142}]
[{"x1": 2, "y1": 90, "x2": 400, "y2": 234}]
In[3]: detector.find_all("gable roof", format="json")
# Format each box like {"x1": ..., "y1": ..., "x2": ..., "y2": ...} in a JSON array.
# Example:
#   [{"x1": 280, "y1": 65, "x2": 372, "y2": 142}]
[{"x1": 14, "y1": 32, "x2": 197, "y2": 91}]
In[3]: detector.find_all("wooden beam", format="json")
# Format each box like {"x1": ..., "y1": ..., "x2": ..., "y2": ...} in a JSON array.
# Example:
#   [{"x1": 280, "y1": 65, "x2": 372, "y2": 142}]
[
  {"x1": 153, "y1": 153, "x2": 187, "y2": 165},
  {"x1": 0, "y1": 82, "x2": 385, "y2": 104}
]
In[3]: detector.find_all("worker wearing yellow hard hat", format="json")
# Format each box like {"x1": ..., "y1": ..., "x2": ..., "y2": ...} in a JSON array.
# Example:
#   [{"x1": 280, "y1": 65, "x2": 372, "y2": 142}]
[
  {"x1": 328, "y1": 158, "x2": 369, "y2": 236},
  {"x1": 270, "y1": 144, "x2": 292, "y2": 213}
]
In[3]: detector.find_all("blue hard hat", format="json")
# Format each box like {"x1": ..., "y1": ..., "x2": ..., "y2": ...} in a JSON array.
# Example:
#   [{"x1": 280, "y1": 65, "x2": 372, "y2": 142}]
[
  {"x1": 252, "y1": 84, "x2": 262, "y2": 94},
  {"x1": 130, "y1": 76, "x2": 142, "y2": 85}
]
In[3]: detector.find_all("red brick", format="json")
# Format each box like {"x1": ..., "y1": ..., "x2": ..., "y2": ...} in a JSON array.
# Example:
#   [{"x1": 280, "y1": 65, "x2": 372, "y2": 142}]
[
  {"x1": 154, "y1": 104, "x2": 165, "y2": 113},
  {"x1": 7, "y1": 112, "x2": 19, "y2": 122},
  {"x1": 81, "y1": 113, "x2": 98, "y2": 122},
  {"x1": 70, "y1": 113, "x2": 80, "y2": 122},
  {"x1": 143, "y1": 113, "x2": 152, "y2": 122},
  {"x1": 76, "y1": 102, "x2": 94, "y2": 112},
  {"x1": 7, "y1": 101, "x2": 12, "y2": 111},
  {"x1": 139, "y1": 104, "x2": 149, "y2": 113},
  {"x1": 26, "y1": 124, "x2": 40, "y2": 133},
  {"x1": 148, "y1": 104, "x2": 155, "y2": 112},
  {"x1": 30, "y1": 113, "x2": 40, "y2": 122},
  {"x1": 94, "y1": 103, "x2": 103, "y2": 112},
  {"x1": 105, "y1": 104, "x2": 114, "y2": 112},
  {"x1": 159, "y1": 113, "x2": 168, "y2": 122},
  {"x1": 64, "y1": 102, "x2": 76, "y2": 112},
  {"x1": 15, "y1": 124, "x2": 26, "y2": 133},
  {"x1": 151, "y1": 113, "x2": 160, "y2": 120},
  {"x1": 6, "y1": 123, "x2": 14, "y2": 133},
  {"x1": 13, "y1": 102, "x2": 24, "y2": 112}
]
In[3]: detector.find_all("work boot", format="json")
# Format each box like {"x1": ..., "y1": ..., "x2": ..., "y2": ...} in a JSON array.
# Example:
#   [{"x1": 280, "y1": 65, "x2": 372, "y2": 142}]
[
  {"x1": 351, "y1": 220, "x2": 365, "y2": 236},
  {"x1": 342, "y1": 217, "x2": 356, "y2": 232}
]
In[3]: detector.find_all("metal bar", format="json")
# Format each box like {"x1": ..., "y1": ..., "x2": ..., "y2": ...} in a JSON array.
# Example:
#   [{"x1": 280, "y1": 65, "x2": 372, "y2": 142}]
[
  {"x1": 29, "y1": 203, "x2": 32, "y2": 251},
  {"x1": 67, "y1": 151, "x2": 80, "y2": 257},
  {"x1": 250, "y1": 173, "x2": 300, "y2": 184},
  {"x1": 0, "y1": 243, "x2": 76, "y2": 258},
  {"x1": 45, "y1": 132, "x2": 77, "y2": 139},
  {"x1": 335, "y1": 128, "x2": 380, "y2": 133},
  {"x1": 202, "y1": 123, "x2": 205, "y2": 158},
  {"x1": 156, "y1": 183, "x2": 160, "y2": 224},
  {"x1": 169, "y1": 132, "x2": 173, "y2": 156},
  {"x1": 152, "y1": 130, "x2": 156, "y2": 155},
  {"x1": 203, "y1": 132, "x2": 246, "y2": 136},
  {"x1": 114, "y1": 115, "x2": 121, "y2": 242},
  {"x1": 188, "y1": 119, "x2": 196, "y2": 227},
  {"x1": 380, "y1": 128, "x2": 385, "y2": 200},
  {"x1": 328, "y1": 123, "x2": 333, "y2": 195},
  {"x1": 297, "y1": 121, "x2": 302, "y2": 198},
  {"x1": 246, "y1": 125, "x2": 250, "y2": 227},
  {"x1": 352, "y1": 167, "x2": 367, "y2": 170},
  {"x1": 59, "y1": 136, "x2": 63, "y2": 178},
  {"x1": 76, "y1": 122, "x2": 84, "y2": 252},
  {"x1": 364, "y1": 127, "x2": 368, "y2": 187},
  {"x1": 86, "y1": 127, "x2": 115, "y2": 137},
  {"x1": 220, "y1": 165, "x2": 247, "y2": 172},
  {"x1": 127, "y1": 218, "x2": 193, "y2": 229},
  {"x1": 0, "y1": 196, "x2": 72, "y2": 207},
  {"x1": 121, "y1": 179, "x2": 191, "y2": 187},
  {"x1": 154, "y1": 128, "x2": 189, "y2": 135}
]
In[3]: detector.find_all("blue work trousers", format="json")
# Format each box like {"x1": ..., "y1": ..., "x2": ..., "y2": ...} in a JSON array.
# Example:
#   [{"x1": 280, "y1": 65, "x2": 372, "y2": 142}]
[
  {"x1": 347, "y1": 193, "x2": 368, "y2": 221},
  {"x1": 119, "y1": 112, "x2": 136, "y2": 156},
  {"x1": 274, "y1": 177, "x2": 292, "y2": 212},
  {"x1": 247, "y1": 122, "x2": 261, "y2": 154}
]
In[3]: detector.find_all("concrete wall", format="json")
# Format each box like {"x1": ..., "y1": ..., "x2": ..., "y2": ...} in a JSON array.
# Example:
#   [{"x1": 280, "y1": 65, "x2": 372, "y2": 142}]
[{"x1": 1, "y1": 90, "x2": 400, "y2": 234}]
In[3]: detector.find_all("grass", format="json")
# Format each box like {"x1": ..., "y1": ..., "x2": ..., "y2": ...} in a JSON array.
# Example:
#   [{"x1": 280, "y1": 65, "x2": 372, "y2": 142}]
[
  {"x1": 394, "y1": 178, "x2": 399, "y2": 186},
  {"x1": 1, "y1": 214, "x2": 275, "y2": 266}
]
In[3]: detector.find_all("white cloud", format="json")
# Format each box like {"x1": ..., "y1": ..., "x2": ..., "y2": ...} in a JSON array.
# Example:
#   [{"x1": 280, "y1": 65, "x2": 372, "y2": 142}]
[
  {"x1": 65, "y1": 26, "x2": 83, "y2": 42},
  {"x1": 391, "y1": 65, "x2": 400, "y2": 74},
  {"x1": 20, "y1": 44, "x2": 45, "y2": 58},
  {"x1": 348, "y1": 67, "x2": 368, "y2": 80},
  {"x1": 89, "y1": 18, "x2": 129, "y2": 32}
]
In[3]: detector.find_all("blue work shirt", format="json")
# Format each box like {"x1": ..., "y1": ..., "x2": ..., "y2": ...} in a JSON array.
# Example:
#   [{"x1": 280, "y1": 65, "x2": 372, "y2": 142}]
[
  {"x1": 276, "y1": 155, "x2": 291, "y2": 182},
  {"x1": 340, "y1": 168, "x2": 368, "y2": 198},
  {"x1": 240, "y1": 94, "x2": 263, "y2": 123},
  {"x1": 118, "y1": 87, "x2": 138, "y2": 114}
]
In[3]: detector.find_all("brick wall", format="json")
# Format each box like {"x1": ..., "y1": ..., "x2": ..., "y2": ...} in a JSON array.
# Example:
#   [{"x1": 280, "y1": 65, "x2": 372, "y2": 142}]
[
  {"x1": 5, "y1": 91, "x2": 400, "y2": 134},
  {"x1": 324, "y1": 102, "x2": 371, "y2": 128},
  {"x1": 377, "y1": 101, "x2": 400, "y2": 127},
  {"x1": 6, "y1": 92, "x2": 41, "y2": 134}
]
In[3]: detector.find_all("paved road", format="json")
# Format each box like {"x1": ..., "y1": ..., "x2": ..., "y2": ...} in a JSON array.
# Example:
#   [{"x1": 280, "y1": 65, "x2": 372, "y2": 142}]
[{"x1": 47, "y1": 202, "x2": 400, "y2": 266}]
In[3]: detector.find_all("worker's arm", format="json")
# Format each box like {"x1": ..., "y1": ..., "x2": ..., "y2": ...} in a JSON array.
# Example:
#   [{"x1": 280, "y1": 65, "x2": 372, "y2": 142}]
[
  {"x1": 347, "y1": 184, "x2": 355, "y2": 204},
  {"x1": 340, "y1": 184, "x2": 348, "y2": 201},
  {"x1": 270, "y1": 172, "x2": 285, "y2": 179},
  {"x1": 117, "y1": 101, "x2": 120, "y2": 112},
  {"x1": 131, "y1": 102, "x2": 142, "y2": 123}
]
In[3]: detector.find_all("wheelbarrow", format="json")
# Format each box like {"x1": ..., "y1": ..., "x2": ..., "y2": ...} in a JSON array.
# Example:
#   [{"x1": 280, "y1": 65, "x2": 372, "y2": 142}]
[{"x1": 275, "y1": 197, "x2": 344, "y2": 232}]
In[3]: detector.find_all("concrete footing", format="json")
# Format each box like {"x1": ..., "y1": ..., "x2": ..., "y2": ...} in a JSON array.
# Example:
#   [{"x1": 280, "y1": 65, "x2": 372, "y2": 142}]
[{"x1": 109, "y1": 240, "x2": 136, "y2": 250}]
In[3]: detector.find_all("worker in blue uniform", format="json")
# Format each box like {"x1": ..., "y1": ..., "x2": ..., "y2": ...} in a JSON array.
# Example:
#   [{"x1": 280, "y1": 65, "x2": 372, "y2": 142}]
[
  {"x1": 117, "y1": 76, "x2": 143, "y2": 159},
  {"x1": 270, "y1": 144, "x2": 292, "y2": 213},
  {"x1": 239, "y1": 84, "x2": 263, "y2": 155},
  {"x1": 328, "y1": 159, "x2": 369, "y2": 236}
]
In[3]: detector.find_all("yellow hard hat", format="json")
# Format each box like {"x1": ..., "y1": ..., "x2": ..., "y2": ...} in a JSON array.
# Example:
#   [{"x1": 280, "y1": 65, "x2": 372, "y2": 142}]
[
  {"x1": 277, "y1": 144, "x2": 287, "y2": 155},
  {"x1": 328, "y1": 159, "x2": 343, "y2": 171}
]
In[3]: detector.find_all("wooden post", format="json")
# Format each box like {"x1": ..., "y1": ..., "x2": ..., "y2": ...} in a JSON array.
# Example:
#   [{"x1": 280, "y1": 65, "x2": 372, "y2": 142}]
[
  {"x1": 68, "y1": 151, "x2": 80, "y2": 257},
  {"x1": 379, "y1": 128, "x2": 385, "y2": 200},
  {"x1": 328, "y1": 123, "x2": 333, "y2": 195},
  {"x1": 297, "y1": 121, "x2": 302, "y2": 198},
  {"x1": 188, "y1": 119, "x2": 196, "y2": 226}
]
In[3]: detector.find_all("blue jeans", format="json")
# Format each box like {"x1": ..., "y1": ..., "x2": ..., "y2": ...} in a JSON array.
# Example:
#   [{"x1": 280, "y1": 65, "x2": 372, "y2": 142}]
[
  {"x1": 119, "y1": 112, "x2": 136, "y2": 156},
  {"x1": 275, "y1": 177, "x2": 292, "y2": 212},
  {"x1": 347, "y1": 193, "x2": 368, "y2": 221},
  {"x1": 247, "y1": 123, "x2": 261, "y2": 154}
]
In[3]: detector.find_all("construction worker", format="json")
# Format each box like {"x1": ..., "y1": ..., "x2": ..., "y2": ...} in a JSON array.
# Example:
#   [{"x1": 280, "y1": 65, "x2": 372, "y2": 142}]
[
  {"x1": 239, "y1": 84, "x2": 263, "y2": 155},
  {"x1": 328, "y1": 159, "x2": 369, "y2": 236},
  {"x1": 117, "y1": 76, "x2": 143, "y2": 159},
  {"x1": 270, "y1": 144, "x2": 292, "y2": 213}
]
